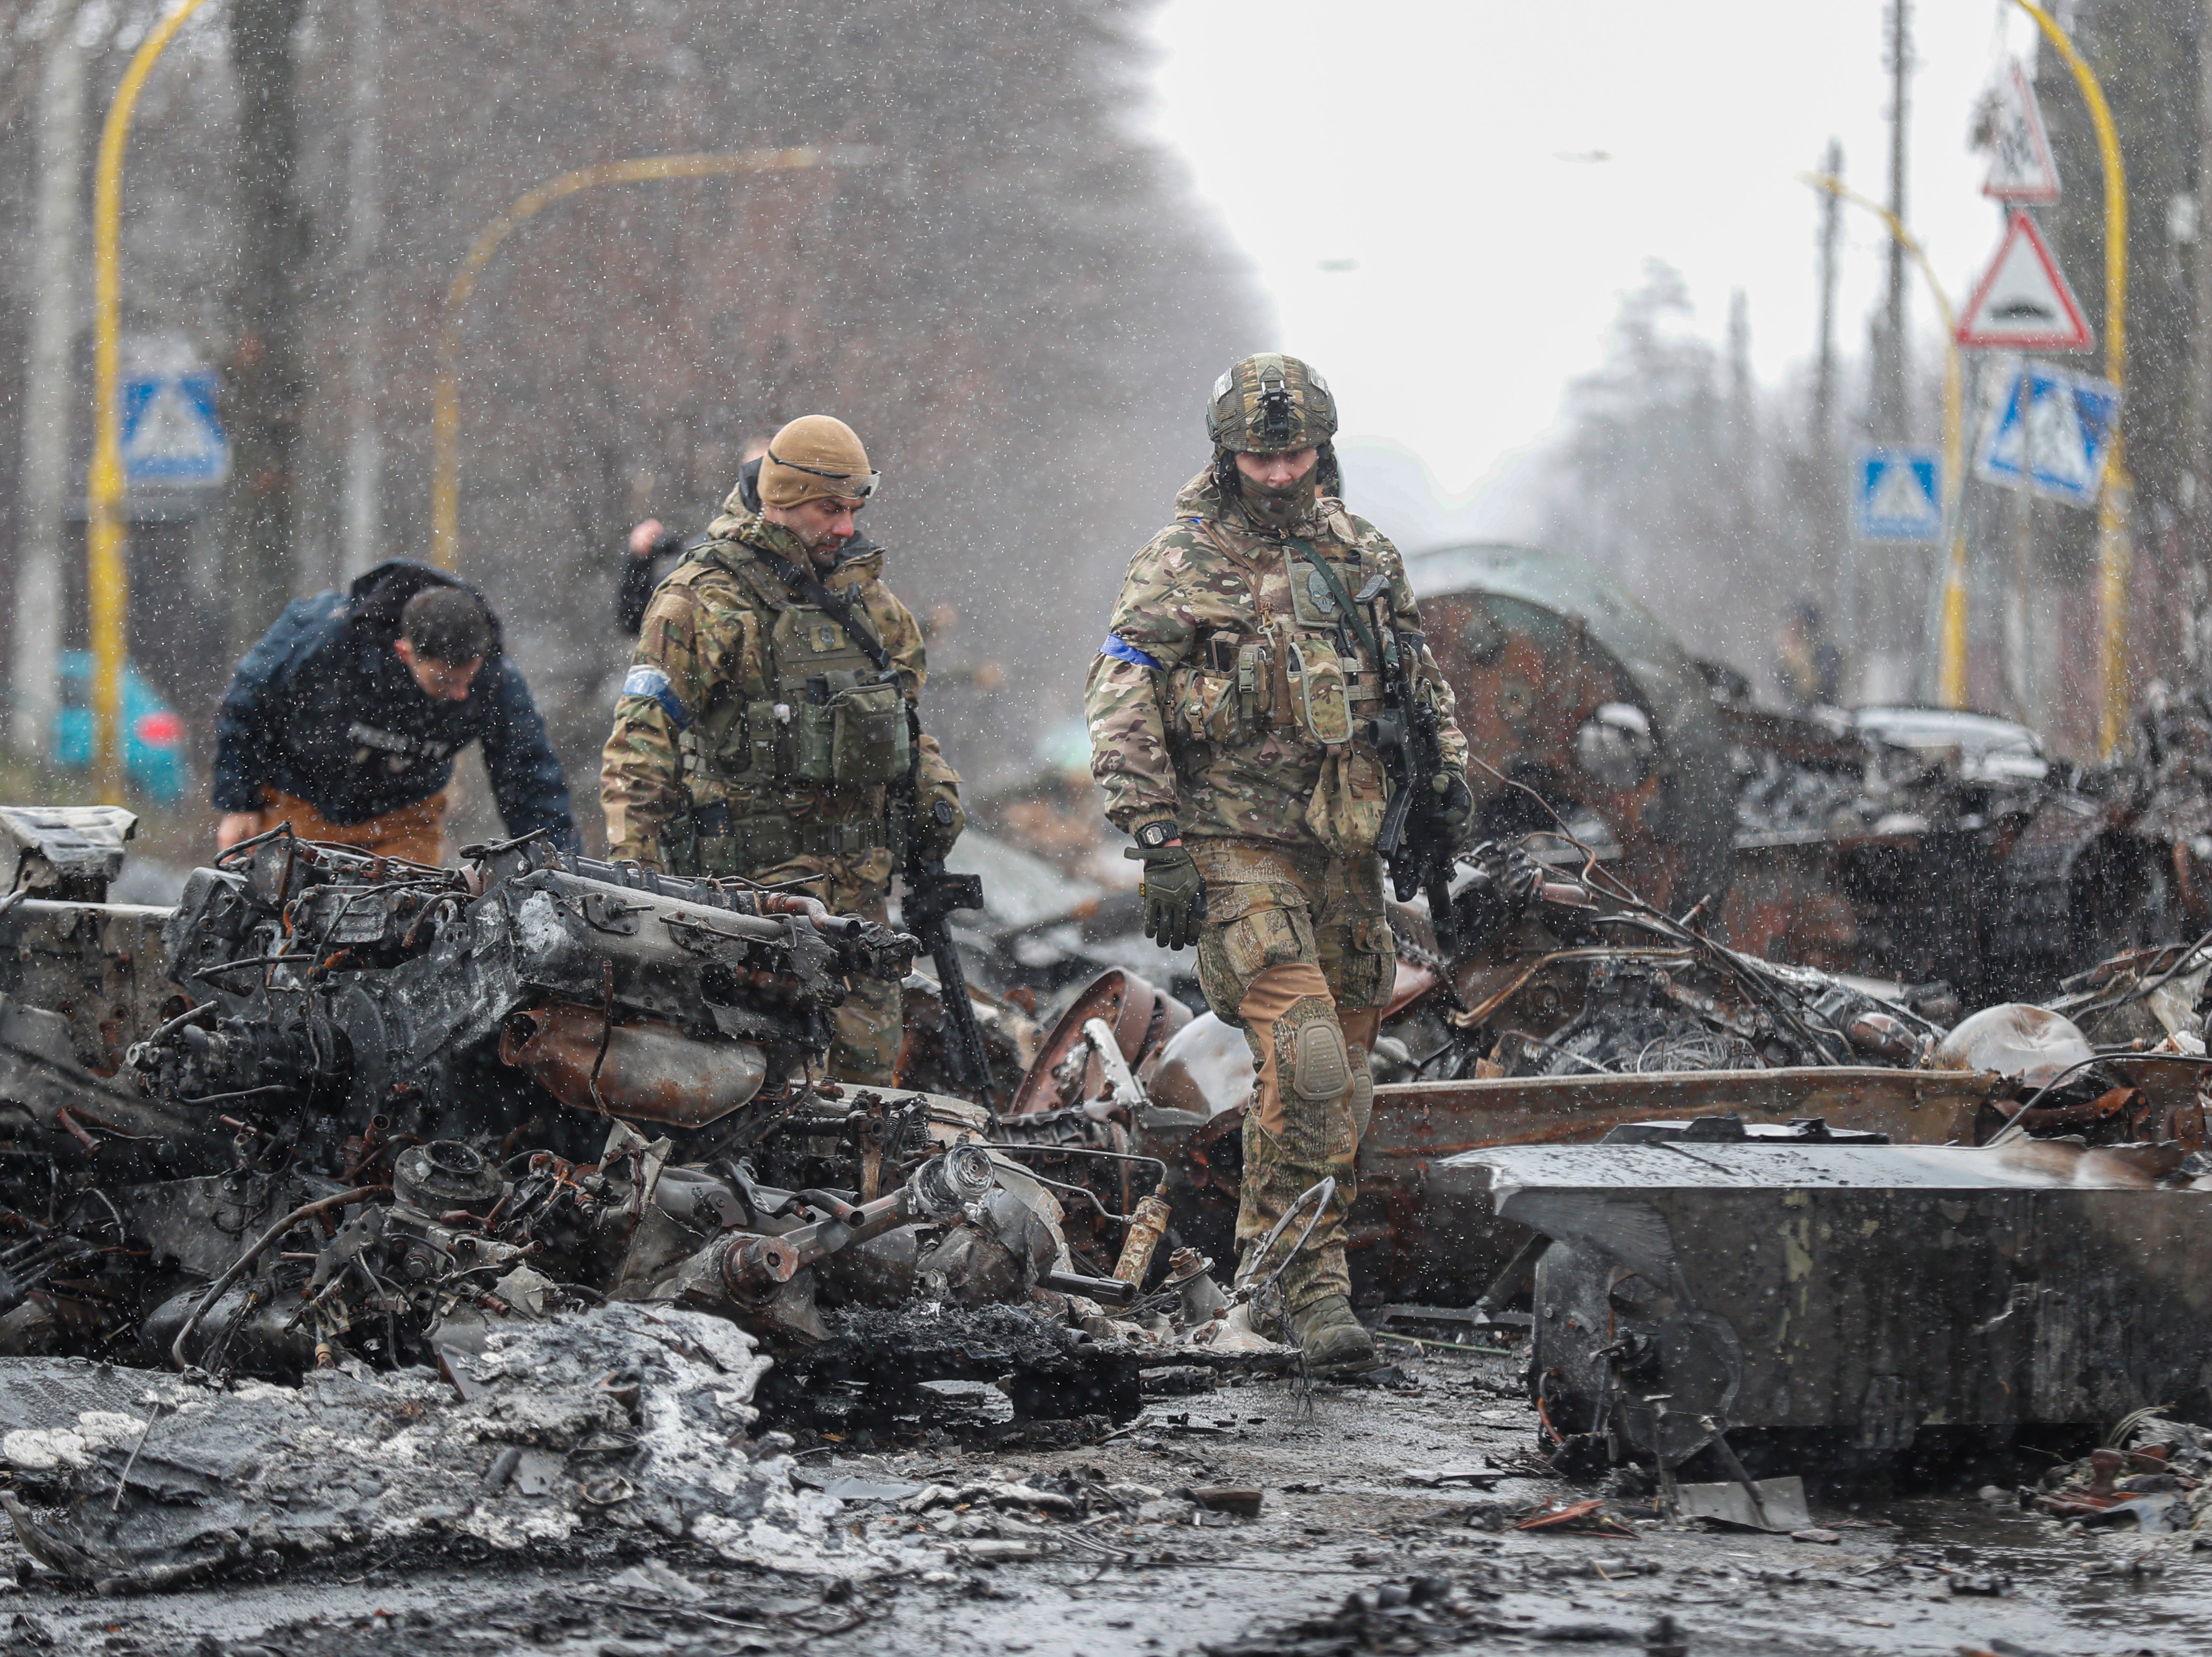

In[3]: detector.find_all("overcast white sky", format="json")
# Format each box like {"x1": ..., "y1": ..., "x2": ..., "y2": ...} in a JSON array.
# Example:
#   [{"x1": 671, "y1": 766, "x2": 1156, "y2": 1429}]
[{"x1": 1144, "y1": 0, "x2": 2058, "y2": 529}]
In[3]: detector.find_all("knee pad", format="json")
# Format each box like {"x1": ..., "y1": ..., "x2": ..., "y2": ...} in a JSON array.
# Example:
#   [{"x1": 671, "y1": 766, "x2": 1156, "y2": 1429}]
[
  {"x1": 1345, "y1": 1045, "x2": 1376, "y2": 1132},
  {"x1": 1275, "y1": 995, "x2": 1350, "y2": 1105}
]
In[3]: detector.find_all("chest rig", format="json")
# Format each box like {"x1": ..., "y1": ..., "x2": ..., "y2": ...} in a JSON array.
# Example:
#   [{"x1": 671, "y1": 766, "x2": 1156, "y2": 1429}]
[
  {"x1": 670, "y1": 543, "x2": 910, "y2": 876},
  {"x1": 1166, "y1": 513, "x2": 1382, "y2": 756}
]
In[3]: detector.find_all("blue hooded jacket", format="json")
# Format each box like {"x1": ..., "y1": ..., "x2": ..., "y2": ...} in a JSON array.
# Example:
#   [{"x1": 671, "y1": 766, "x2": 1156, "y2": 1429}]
[{"x1": 212, "y1": 560, "x2": 577, "y2": 851}]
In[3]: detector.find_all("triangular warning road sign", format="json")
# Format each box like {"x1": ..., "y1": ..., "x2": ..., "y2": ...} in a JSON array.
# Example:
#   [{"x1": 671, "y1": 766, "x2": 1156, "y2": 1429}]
[
  {"x1": 1981, "y1": 61, "x2": 2060, "y2": 205},
  {"x1": 1955, "y1": 212, "x2": 2092, "y2": 352}
]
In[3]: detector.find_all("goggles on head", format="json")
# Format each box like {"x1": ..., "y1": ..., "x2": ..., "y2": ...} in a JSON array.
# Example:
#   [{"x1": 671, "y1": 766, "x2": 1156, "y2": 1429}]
[{"x1": 767, "y1": 447, "x2": 880, "y2": 500}]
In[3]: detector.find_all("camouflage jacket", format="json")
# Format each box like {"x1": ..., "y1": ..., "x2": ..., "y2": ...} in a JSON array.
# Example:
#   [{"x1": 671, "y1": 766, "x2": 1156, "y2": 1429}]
[
  {"x1": 1085, "y1": 470, "x2": 1467, "y2": 850},
  {"x1": 600, "y1": 509, "x2": 959, "y2": 867}
]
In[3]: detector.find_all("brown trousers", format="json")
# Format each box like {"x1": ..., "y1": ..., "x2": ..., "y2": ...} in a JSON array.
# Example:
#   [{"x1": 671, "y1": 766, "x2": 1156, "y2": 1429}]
[{"x1": 253, "y1": 789, "x2": 450, "y2": 868}]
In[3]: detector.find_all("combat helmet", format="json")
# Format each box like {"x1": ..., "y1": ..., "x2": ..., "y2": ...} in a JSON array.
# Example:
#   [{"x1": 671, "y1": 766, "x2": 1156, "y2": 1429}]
[{"x1": 1205, "y1": 353, "x2": 1337, "y2": 454}]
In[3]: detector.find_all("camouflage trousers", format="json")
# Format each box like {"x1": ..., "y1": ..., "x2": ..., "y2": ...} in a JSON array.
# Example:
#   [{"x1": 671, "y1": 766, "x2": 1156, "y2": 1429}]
[{"x1": 1190, "y1": 840, "x2": 1394, "y2": 1309}]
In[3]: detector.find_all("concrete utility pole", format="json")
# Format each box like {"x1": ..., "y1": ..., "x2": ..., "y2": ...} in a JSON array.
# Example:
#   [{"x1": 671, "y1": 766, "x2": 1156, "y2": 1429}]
[
  {"x1": 1873, "y1": 0, "x2": 1913, "y2": 439},
  {"x1": 223, "y1": 0, "x2": 308, "y2": 657},
  {"x1": 1813, "y1": 139, "x2": 1843, "y2": 449},
  {"x1": 1814, "y1": 138, "x2": 1850, "y2": 672},
  {"x1": 338, "y1": 0, "x2": 384, "y2": 582},
  {"x1": 12, "y1": 13, "x2": 85, "y2": 758}
]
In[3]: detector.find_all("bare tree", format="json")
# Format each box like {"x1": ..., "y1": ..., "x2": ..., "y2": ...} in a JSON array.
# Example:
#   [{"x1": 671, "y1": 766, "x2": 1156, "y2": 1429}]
[{"x1": 222, "y1": 0, "x2": 308, "y2": 657}]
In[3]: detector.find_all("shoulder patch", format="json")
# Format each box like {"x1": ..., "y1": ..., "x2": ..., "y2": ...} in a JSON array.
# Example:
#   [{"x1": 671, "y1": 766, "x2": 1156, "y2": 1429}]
[{"x1": 620, "y1": 665, "x2": 691, "y2": 731}]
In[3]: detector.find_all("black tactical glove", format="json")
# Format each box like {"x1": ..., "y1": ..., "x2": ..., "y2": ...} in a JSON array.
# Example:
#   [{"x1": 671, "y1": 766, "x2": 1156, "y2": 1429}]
[
  {"x1": 1125, "y1": 840, "x2": 1206, "y2": 951},
  {"x1": 1479, "y1": 840, "x2": 1544, "y2": 909},
  {"x1": 1456, "y1": 839, "x2": 1543, "y2": 949},
  {"x1": 1429, "y1": 766, "x2": 1478, "y2": 854},
  {"x1": 917, "y1": 794, "x2": 964, "y2": 863}
]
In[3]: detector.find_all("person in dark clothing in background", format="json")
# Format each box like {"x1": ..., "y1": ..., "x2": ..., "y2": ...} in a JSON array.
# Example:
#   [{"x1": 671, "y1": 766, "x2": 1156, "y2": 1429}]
[
  {"x1": 214, "y1": 559, "x2": 578, "y2": 864},
  {"x1": 1774, "y1": 598, "x2": 1845, "y2": 709},
  {"x1": 619, "y1": 441, "x2": 771, "y2": 635}
]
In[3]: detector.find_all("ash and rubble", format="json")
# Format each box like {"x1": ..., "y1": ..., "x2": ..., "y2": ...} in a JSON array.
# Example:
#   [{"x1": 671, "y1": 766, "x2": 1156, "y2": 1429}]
[
  {"x1": 0, "y1": 808, "x2": 1301, "y2": 1598},
  {"x1": 3, "y1": 795, "x2": 2212, "y2": 1647}
]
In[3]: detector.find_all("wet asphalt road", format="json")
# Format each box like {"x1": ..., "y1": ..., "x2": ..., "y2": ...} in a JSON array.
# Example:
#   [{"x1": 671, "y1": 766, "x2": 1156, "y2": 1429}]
[{"x1": 0, "y1": 1343, "x2": 2201, "y2": 1656}]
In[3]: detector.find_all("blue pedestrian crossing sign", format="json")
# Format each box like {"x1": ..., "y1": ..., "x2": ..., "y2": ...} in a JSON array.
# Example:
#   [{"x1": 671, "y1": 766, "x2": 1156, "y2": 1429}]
[
  {"x1": 120, "y1": 369, "x2": 228, "y2": 486},
  {"x1": 1973, "y1": 361, "x2": 2119, "y2": 510},
  {"x1": 1853, "y1": 448, "x2": 1944, "y2": 542}
]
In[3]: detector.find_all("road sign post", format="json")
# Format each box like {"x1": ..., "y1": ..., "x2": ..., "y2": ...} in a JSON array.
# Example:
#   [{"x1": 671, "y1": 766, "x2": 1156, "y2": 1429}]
[
  {"x1": 88, "y1": 0, "x2": 219, "y2": 805},
  {"x1": 2006, "y1": 0, "x2": 2129, "y2": 757}
]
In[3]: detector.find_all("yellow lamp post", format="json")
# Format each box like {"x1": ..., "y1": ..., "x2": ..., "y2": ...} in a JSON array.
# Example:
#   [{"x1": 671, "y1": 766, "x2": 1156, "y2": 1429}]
[
  {"x1": 87, "y1": 0, "x2": 219, "y2": 804},
  {"x1": 1801, "y1": 172, "x2": 1968, "y2": 707},
  {"x1": 2009, "y1": 0, "x2": 2129, "y2": 755},
  {"x1": 431, "y1": 147, "x2": 869, "y2": 571}
]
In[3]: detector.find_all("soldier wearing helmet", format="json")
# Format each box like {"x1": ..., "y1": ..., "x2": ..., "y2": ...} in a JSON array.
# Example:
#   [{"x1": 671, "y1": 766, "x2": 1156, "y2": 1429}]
[
  {"x1": 1084, "y1": 354, "x2": 1477, "y2": 1368},
  {"x1": 600, "y1": 415, "x2": 965, "y2": 1086}
]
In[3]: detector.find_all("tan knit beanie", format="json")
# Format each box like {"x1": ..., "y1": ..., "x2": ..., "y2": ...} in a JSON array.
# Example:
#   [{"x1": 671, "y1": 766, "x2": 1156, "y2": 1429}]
[{"x1": 757, "y1": 415, "x2": 875, "y2": 509}]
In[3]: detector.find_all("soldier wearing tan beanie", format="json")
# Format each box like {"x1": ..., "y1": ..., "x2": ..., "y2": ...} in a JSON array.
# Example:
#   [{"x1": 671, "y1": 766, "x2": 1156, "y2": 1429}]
[
  {"x1": 601, "y1": 416, "x2": 964, "y2": 1087},
  {"x1": 755, "y1": 414, "x2": 879, "y2": 514}
]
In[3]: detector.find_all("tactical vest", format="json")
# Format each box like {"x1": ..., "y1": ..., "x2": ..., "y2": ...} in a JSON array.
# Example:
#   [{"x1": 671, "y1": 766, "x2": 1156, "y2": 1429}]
[
  {"x1": 1161, "y1": 511, "x2": 1396, "y2": 855},
  {"x1": 1163, "y1": 517, "x2": 1382, "y2": 755},
  {"x1": 667, "y1": 548, "x2": 910, "y2": 877}
]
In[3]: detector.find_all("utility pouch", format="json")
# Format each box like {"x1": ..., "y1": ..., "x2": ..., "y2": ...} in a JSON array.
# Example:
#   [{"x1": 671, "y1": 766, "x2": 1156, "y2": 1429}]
[
  {"x1": 1170, "y1": 666, "x2": 1242, "y2": 745},
  {"x1": 744, "y1": 700, "x2": 787, "y2": 778},
  {"x1": 691, "y1": 685, "x2": 750, "y2": 778},
  {"x1": 1285, "y1": 636, "x2": 1353, "y2": 746},
  {"x1": 790, "y1": 670, "x2": 909, "y2": 784},
  {"x1": 1236, "y1": 641, "x2": 1262, "y2": 727},
  {"x1": 1304, "y1": 745, "x2": 1389, "y2": 855}
]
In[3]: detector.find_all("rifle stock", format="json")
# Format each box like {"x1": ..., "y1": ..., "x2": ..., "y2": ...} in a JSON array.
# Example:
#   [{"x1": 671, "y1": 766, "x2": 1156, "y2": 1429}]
[{"x1": 901, "y1": 854, "x2": 999, "y2": 1108}]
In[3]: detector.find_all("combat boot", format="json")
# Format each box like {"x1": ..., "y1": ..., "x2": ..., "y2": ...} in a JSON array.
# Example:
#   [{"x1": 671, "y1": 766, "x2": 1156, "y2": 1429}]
[{"x1": 1290, "y1": 1294, "x2": 1374, "y2": 1369}]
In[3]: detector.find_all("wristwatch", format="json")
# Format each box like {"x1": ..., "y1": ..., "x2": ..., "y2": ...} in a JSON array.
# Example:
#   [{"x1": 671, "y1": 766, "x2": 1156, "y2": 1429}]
[{"x1": 1135, "y1": 821, "x2": 1177, "y2": 849}]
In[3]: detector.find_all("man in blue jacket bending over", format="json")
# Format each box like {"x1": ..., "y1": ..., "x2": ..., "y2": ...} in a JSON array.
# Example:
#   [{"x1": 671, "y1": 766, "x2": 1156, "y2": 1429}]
[{"x1": 213, "y1": 560, "x2": 578, "y2": 865}]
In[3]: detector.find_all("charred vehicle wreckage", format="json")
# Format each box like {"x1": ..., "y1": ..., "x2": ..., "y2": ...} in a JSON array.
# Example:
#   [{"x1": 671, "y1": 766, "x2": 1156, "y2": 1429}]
[
  {"x1": 0, "y1": 775, "x2": 2211, "y2": 1595},
  {"x1": 0, "y1": 818, "x2": 1297, "y2": 1441}
]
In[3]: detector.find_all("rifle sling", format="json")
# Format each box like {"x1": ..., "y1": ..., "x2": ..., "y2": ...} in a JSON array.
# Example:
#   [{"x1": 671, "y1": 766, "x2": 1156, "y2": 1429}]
[
  {"x1": 1288, "y1": 539, "x2": 1384, "y2": 668},
  {"x1": 747, "y1": 544, "x2": 896, "y2": 674}
]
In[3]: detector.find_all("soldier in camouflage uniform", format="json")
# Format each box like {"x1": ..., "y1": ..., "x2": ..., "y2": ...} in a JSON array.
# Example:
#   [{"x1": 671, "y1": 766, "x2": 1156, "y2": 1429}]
[
  {"x1": 1084, "y1": 355, "x2": 1476, "y2": 1367},
  {"x1": 601, "y1": 415, "x2": 964, "y2": 1086}
]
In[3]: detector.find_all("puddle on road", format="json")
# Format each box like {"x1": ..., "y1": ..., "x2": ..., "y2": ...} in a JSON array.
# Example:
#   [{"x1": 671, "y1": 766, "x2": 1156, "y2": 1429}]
[{"x1": 1881, "y1": 1494, "x2": 2212, "y2": 1653}]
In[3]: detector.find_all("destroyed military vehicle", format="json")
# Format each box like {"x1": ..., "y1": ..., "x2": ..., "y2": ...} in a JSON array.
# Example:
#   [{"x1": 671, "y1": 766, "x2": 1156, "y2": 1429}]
[{"x1": 0, "y1": 814, "x2": 1263, "y2": 1429}]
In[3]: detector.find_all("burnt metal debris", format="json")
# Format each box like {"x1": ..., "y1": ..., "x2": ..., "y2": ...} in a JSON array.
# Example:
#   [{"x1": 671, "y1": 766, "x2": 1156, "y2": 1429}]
[
  {"x1": 1462, "y1": 1125, "x2": 2212, "y2": 1473},
  {"x1": 1405, "y1": 542, "x2": 2187, "y2": 1007},
  {"x1": 0, "y1": 820, "x2": 1240, "y2": 1435},
  {"x1": 3, "y1": 749, "x2": 2212, "y2": 1603}
]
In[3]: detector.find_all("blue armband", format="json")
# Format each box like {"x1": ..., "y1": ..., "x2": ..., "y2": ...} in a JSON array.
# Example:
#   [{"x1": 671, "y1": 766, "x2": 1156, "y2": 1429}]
[
  {"x1": 1098, "y1": 635, "x2": 1165, "y2": 673},
  {"x1": 620, "y1": 666, "x2": 691, "y2": 731}
]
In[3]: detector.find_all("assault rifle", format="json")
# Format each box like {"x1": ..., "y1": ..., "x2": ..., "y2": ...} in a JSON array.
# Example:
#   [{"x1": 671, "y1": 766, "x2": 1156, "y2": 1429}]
[
  {"x1": 1356, "y1": 570, "x2": 1463, "y2": 959},
  {"x1": 893, "y1": 710, "x2": 998, "y2": 1108}
]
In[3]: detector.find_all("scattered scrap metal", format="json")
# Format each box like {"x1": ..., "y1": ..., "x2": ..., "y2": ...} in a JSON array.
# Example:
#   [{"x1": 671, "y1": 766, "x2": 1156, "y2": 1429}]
[{"x1": 2, "y1": 783, "x2": 2212, "y2": 1603}]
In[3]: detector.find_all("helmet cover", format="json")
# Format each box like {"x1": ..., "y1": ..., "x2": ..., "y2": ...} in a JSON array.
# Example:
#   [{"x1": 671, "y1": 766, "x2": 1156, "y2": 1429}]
[{"x1": 1205, "y1": 353, "x2": 1338, "y2": 454}]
